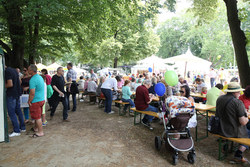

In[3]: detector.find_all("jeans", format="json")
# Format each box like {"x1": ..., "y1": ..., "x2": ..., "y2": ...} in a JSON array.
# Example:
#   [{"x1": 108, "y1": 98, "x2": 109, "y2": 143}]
[
  {"x1": 121, "y1": 98, "x2": 135, "y2": 111},
  {"x1": 210, "y1": 78, "x2": 215, "y2": 88},
  {"x1": 50, "y1": 94, "x2": 69, "y2": 120},
  {"x1": 101, "y1": 88, "x2": 112, "y2": 113},
  {"x1": 67, "y1": 93, "x2": 76, "y2": 111},
  {"x1": 143, "y1": 105, "x2": 158, "y2": 122},
  {"x1": 23, "y1": 107, "x2": 29, "y2": 120},
  {"x1": 7, "y1": 96, "x2": 26, "y2": 133}
]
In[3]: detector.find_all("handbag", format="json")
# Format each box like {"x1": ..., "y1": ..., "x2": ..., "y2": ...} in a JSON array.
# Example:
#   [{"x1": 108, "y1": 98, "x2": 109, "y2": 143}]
[{"x1": 208, "y1": 97, "x2": 234, "y2": 134}]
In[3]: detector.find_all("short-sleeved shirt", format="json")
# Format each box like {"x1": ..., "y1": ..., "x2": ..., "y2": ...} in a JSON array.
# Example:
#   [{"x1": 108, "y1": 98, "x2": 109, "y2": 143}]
[
  {"x1": 122, "y1": 86, "x2": 132, "y2": 100},
  {"x1": 216, "y1": 94, "x2": 248, "y2": 138},
  {"x1": 5, "y1": 67, "x2": 21, "y2": 98},
  {"x1": 87, "y1": 81, "x2": 97, "y2": 93},
  {"x1": 29, "y1": 74, "x2": 45, "y2": 103},
  {"x1": 45, "y1": 74, "x2": 52, "y2": 85},
  {"x1": 66, "y1": 69, "x2": 77, "y2": 81},
  {"x1": 101, "y1": 78, "x2": 118, "y2": 91},
  {"x1": 135, "y1": 85, "x2": 150, "y2": 110},
  {"x1": 206, "y1": 87, "x2": 222, "y2": 111},
  {"x1": 239, "y1": 94, "x2": 250, "y2": 110},
  {"x1": 51, "y1": 74, "x2": 65, "y2": 95}
]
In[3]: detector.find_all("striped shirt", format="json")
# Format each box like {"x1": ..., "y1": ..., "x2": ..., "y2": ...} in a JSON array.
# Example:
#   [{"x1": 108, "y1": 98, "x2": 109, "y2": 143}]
[{"x1": 66, "y1": 69, "x2": 77, "y2": 81}]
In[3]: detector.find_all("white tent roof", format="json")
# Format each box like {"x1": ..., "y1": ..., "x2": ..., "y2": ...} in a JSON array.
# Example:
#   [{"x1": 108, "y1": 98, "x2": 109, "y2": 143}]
[
  {"x1": 36, "y1": 63, "x2": 46, "y2": 70},
  {"x1": 138, "y1": 55, "x2": 166, "y2": 64},
  {"x1": 164, "y1": 49, "x2": 212, "y2": 65},
  {"x1": 135, "y1": 55, "x2": 169, "y2": 70},
  {"x1": 164, "y1": 48, "x2": 212, "y2": 76},
  {"x1": 47, "y1": 63, "x2": 63, "y2": 70}
]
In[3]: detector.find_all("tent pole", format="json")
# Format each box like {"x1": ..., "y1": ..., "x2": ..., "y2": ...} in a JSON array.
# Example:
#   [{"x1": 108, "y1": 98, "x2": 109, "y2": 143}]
[{"x1": 184, "y1": 61, "x2": 187, "y2": 79}]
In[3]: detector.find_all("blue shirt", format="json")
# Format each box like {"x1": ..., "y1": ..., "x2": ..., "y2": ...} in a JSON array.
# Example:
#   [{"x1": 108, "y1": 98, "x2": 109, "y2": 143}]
[
  {"x1": 29, "y1": 74, "x2": 45, "y2": 103},
  {"x1": 122, "y1": 86, "x2": 132, "y2": 99}
]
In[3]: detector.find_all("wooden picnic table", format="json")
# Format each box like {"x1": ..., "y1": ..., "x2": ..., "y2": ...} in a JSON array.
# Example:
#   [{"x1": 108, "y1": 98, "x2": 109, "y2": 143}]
[
  {"x1": 195, "y1": 103, "x2": 215, "y2": 141},
  {"x1": 195, "y1": 103, "x2": 215, "y2": 111},
  {"x1": 191, "y1": 92, "x2": 206, "y2": 98}
]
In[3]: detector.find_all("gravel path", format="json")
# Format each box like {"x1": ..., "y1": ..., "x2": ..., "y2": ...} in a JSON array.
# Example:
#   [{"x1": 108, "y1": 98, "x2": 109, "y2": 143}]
[{"x1": 0, "y1": 101, "x2": 249, "y2": 167}]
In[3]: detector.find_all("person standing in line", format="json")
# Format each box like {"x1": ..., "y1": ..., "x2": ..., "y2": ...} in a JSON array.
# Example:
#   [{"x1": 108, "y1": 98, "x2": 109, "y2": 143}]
[
  {"x1": 41, "y1": 69, "x2": 53, "y2": 111},
  {"x1": 5, "y1": 66, "x2": 26, "y2": 137},
  {"x1": 50, "y1": 67, "x2": 69, "y2": 121},
  {"x1": 28, "y1": 64, "x2": 45, "y2": 137},
  {"x1": 21, "y1": 67, "x2": 31, "y2": 124},
  {"x1": 66, "y1": 63, "x2": 78, "y2": 112}
]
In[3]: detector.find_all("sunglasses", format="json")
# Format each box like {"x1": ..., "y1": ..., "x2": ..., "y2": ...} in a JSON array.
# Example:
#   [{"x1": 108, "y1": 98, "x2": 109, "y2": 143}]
[
  {"x1": 179, "y1": 90, "x2": 184, "y2": 93},
  {"x1": 23, "y1": 70, "x2": 27, "y2": 72}
]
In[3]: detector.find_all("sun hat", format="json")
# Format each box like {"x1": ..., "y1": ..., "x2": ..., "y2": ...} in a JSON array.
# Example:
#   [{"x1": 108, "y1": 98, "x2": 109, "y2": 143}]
[{"x1": 224, "y1": 82, "x2": 245, "y2": 92}]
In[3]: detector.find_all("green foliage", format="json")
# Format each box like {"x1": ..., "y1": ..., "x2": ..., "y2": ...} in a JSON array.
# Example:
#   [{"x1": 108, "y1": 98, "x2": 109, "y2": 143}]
[{"x1": 157, "y1": 1, "x2": 236, "y2": 68}]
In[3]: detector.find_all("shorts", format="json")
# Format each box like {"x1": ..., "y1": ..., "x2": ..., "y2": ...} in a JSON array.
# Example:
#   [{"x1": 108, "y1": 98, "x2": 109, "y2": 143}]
[
  {"x1": 30, "y1": 101, "x2": 45, "y2": 120},
  {"x1": 42, "y1": 102, "x2": 46, "y2": 114}
]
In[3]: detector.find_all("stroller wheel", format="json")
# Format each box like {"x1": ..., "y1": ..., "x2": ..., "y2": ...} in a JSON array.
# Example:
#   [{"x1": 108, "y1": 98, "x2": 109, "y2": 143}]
[
  {"x1": 187, "y1": 152, "x2": 196, "y2": 164},
  {"x1": 155, "y1": 136, "x2": 162, "y2": 151},
  {"x1": 172, "y1": 154, "x2": 178, "y2": 165}
]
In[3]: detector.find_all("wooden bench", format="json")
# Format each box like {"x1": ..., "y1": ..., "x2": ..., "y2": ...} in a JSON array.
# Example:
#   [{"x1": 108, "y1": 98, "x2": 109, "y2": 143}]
[
  {"x1": 130, "y1": 108, "x2": 159, "y2": 125},
  {"x1": 212, "y1": 134, "x2": 250, "y2": 160},
  {"x1": 113, "y1": 100, "x2": 130, "y2": 116}
]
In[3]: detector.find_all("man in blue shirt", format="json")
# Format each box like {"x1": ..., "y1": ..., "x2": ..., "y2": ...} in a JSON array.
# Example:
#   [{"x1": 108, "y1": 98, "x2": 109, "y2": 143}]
[
  {"x1": 28, "y1": 64, "x2": 45, "y2": 138},
  {"x1": 5, "y1": 66, "x2": 26, "y2": 137}
]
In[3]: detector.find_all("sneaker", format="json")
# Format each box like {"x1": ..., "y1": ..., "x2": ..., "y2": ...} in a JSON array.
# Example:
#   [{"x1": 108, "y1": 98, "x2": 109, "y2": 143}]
[
  {"x1": 142, "y1": 119, "x2": 153, "y2": 130},
  {"x1": 9, "y1": 132, "x2": 21, "y2": 137},
  {"x1": 20, "y1": 129, "x2": 26, "y2": 133},
  {"x1": 63, "y1": 119, "x2": 70, "y2": 122},
  {"x1": 108, "y1": 111, "x2": 115, "y2": 114},
  {"x1": 234, "y1": 156, "x2": 250, "y2": 164}
]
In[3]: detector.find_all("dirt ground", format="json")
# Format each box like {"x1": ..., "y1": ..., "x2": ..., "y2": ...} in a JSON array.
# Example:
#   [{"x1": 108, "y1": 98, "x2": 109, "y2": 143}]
[{"x1": 0, "y1": 100, "x2": 249, "y2": 167}]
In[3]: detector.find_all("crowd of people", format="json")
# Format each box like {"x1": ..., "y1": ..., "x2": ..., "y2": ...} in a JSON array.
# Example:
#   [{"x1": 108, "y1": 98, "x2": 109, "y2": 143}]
[{"x1": 5, "y1": 64, "x2": 250, "y2": 163}]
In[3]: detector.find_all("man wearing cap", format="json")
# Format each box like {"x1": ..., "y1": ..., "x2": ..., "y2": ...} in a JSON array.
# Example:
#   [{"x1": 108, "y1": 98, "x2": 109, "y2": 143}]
[{"x1": 216, "y1": 82, "x2": 249, "y2": 163}]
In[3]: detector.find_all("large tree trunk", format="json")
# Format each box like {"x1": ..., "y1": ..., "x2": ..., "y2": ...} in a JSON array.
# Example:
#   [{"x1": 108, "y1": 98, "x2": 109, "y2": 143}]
[
  {"x1": 224, "y1": 0, "x2": 250, "y2": 88},
  {"x1": 114, "y1": 57, "x2": 118, "y2": 68},
  {"x1": 3, "y1": 0, "x2": 25, "y2": 68},
  {"x1": 28, "y1": 9, "x2": 40, "y2": 64}
]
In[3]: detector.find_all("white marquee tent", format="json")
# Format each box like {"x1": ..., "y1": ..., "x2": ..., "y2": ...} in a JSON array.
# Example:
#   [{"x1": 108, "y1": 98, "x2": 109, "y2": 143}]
[
  {"x1": 164, "y1": 49, "x2": 212, "y2": 77},
  {"x1": 131, "y1": 55, "x2": 171, "y2": 74}
]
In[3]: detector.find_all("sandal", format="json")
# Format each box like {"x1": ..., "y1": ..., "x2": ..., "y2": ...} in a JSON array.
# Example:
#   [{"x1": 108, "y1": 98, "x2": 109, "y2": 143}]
[
  {"x1": 30, "y1": 134, "x2": 43, "y2": 138},
  {"x1": 30, "y1": 127, "x2": 38, "y2": 132}
]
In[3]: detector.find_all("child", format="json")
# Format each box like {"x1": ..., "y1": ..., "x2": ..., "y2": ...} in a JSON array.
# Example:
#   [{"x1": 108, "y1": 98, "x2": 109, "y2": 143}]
[
  {"x1": 41, "y1": 75, "x2": 48, "y2": 126},
  {"x1": 201, "y1": 87, "x2": 207, "y2": 103}
]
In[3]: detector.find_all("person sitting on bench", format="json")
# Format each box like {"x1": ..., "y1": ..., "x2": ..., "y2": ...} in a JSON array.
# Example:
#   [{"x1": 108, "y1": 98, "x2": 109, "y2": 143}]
[
  {"x1": 134, "y1": 79, "x2": 158, "y2": 130},
  {"x1": 121, "y1": 80, "x2": 135, "y2": 114},
  {"x1": 216, "y1": 82, "x2": 249, "y2": 163}
]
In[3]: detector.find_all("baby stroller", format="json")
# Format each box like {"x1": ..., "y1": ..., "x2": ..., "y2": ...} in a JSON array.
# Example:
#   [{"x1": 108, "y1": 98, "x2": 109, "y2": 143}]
[{"x1": 155, "y1": 96, "x2": 196, "y2": 165}]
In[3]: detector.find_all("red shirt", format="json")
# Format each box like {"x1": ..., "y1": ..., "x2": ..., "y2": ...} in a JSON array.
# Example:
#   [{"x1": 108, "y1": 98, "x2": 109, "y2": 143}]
[
  {"x1": 239, "y1": 94, "x2": 250, "y2": 110},
  {"x1": 45, "y1": 74, "x2": 52, "y2": 85},
  {"x1": 135, "y1": 85, "x2": 150, "y2": 110}
]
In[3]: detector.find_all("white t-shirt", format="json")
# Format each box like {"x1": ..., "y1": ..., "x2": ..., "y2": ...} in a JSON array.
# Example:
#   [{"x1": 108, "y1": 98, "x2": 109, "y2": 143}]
[
  {"x1": 44, "y1": 82, "x2": 47, "y2": 102},
  {"x1": 101, "y1": 78, "x2": 118, "y2": 91}
]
